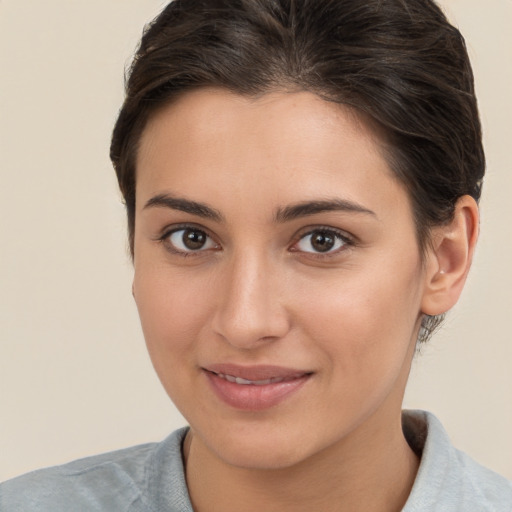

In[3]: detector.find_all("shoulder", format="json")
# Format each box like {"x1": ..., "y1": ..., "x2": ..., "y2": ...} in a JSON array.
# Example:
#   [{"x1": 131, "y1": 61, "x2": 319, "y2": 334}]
[
  {"x1": 0, "y1": 427, "x2": 191, "y2": 512},
  {"x1": 403, "y1": 410, "x2": 512, "y2": 512}
]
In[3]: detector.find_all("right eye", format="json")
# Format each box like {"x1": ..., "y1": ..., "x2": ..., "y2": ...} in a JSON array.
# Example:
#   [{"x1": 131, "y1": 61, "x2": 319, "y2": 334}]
[{"x1": 163, "y1": 227, "x2": 218, "y2": 255}]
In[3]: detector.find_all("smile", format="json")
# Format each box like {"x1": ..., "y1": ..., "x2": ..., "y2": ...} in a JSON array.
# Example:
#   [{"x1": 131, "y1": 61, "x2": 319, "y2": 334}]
[
  {"x1": 203, "y1": 365, "x2": 312, "y2": 411},
  {"x1": 213, "y1": 372, "x2": 306, "y2": 386}
]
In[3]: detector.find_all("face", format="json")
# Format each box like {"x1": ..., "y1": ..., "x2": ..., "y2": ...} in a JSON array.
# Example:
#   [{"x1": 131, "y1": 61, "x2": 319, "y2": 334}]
[{"x1": 133, "y1": 89, "x2": 428, "y2": 470}]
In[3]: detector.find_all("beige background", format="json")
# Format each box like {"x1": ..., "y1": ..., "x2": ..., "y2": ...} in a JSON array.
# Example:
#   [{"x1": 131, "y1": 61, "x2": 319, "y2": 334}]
[{"x1": 1, "y1": 0, "x2": 511, "y2": 482}]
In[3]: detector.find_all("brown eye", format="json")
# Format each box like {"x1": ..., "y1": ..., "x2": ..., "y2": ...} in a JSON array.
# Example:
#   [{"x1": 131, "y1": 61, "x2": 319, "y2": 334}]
[
  {"x1": 295, "y1": 229, "x2": 348, "y2": 254},
  {"x1": 182, "y1": 229, "x2": 207, "y2": 250},
  {"x1": 310, "y1": 232, "x2": 335, "y2": 252},
  {"x1": 167, "y1": 228, "x2": 217, "y2": 253}
]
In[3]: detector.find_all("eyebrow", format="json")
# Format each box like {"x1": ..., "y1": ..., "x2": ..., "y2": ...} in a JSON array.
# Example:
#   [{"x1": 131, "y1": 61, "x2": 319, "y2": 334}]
[
  {"x1": 143, "y1": 193, "x2": 376, "y2": 223},
  {"x1": 143, "y1": 194, "x2": 223, "y2": 222},
  {"x1": 274, "y1": 199, "x2": 376, "y2": 222}
]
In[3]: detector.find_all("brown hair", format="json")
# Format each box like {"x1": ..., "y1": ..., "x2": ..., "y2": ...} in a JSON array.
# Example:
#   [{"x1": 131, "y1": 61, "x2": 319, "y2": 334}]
[{"x1": 110, "y1": 0, "x2": 484, "y2": 339}]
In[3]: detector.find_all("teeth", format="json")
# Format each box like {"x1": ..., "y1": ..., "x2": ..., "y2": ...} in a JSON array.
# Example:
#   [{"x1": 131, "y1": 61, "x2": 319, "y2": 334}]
[
  {"x1": 215, "y1": 373, "x2": 298, "y2": 386},
  {"x1": 235, "y1": 377, "x2": 254, "y2": 385}
]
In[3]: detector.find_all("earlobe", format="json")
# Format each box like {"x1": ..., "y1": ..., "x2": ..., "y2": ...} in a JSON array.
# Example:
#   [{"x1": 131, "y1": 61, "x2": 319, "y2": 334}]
[{"x1": 421, "y1": 195, "x2": 479, "y2": 316}]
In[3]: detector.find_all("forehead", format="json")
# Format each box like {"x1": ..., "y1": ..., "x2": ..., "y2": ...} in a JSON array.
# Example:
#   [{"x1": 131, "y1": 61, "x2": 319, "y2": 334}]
[
  {"x1": 138, "y1": 88, "x2": 381, "y2": 164},
  {"x1": 135, "y1": 88, "x2": 409, "y2": 222}
]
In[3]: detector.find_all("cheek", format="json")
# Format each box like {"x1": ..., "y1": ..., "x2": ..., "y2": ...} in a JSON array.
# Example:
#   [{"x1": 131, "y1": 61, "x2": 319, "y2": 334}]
[
  {"x1": 133, "y1": 265, "x2": 215, "y2": 369},
  {"x1": 289, "y1": 270, "x2": 422, "y2": 426},
  {"x1": 291, "y1": 258, "x2": 423, "y2": 374}
]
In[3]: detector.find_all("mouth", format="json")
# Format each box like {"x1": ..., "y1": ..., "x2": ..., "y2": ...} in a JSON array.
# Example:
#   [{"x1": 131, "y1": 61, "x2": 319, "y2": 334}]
[
  {"x1": 203, "y1": 364, "x2": 313, "y2": 410},
  {"x1": 209, "y1": 371, "x2": 307, "y2": 386}
]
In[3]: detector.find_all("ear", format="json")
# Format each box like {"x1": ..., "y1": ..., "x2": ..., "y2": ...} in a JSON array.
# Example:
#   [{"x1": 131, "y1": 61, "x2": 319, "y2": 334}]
[{"x1": 421, "y1": 195, "x2": 479, "y2": 316}]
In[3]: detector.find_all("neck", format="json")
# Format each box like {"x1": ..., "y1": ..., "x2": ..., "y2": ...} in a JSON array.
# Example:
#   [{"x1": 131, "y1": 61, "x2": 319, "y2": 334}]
[{"x1": 184, "y1": 409, "x2": 419, "y2": 512}]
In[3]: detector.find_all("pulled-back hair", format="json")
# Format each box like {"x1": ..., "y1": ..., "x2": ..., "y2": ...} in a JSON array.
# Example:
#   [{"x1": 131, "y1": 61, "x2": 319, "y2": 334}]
[{"x1": 110, "y1": 0, "x2": 484, "y2": 339}]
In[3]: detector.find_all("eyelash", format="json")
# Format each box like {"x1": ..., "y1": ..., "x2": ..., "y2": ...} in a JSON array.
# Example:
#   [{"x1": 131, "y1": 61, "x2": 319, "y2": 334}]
[
  {"x1": 290, "y1": 227, "x2": 354, "y2": 258},
  {"x1": 157, "y1": 224, "x2": 355, "y2": 259},
  {"x1": 158, "y1": 224, "x2": 219, "y2": 257}
]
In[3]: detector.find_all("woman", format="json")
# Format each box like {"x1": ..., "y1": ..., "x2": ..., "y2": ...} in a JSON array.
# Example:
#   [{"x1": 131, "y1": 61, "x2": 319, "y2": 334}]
[{"x1": 1, "y1": 0, "x2": 511, "y2": 510}]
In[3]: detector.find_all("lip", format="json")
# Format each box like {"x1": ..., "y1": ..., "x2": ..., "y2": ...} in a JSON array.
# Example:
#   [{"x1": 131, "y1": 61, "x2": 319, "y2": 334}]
[{"x1": 203, "y1": 364, "x2": 312, "y2": 411}]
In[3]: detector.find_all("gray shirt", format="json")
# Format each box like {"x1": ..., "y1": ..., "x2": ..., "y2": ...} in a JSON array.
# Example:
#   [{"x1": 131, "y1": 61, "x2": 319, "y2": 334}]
[{"x1": 1, "y1": 410, "x2": 511, "y2": 511}]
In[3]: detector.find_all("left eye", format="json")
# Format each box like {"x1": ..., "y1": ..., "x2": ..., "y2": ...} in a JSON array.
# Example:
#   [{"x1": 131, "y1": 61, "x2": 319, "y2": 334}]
[
  {"x1": 294, "y1": 229, "x2": 348, "y2": 254},
  {"x1": 166, "y1": 228, "x2": 217, "y2": 252}
]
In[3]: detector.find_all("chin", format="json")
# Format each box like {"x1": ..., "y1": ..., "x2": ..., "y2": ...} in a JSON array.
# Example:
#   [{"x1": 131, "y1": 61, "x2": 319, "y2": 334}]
[
  {"x1": 216, "y1": 441, "x2": 308, "y2": 470},
  {"x1": 191, "y1": 419, "x2": 326, "y2": 471}
]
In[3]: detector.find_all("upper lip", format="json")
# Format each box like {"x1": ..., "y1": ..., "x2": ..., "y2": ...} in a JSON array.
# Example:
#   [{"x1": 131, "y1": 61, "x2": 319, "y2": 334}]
[{"x1": 204, "y1": 363, "x2": 311, "y2": 381}]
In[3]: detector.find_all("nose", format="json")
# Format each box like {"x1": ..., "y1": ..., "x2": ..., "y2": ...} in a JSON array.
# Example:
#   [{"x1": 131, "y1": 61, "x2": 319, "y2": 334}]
[{"x1": 211, "y1": 252, "x2": 291, "y2": 350}]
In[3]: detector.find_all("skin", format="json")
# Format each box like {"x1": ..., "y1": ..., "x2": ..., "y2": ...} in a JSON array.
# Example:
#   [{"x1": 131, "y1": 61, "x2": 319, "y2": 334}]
[{"x1": 132, "y1": 89, "x2": 478, "y2": 512}]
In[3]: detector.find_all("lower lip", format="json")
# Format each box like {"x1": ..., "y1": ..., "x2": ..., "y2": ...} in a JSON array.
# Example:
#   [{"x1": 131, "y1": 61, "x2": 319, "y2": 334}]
[{"x1": 205, "y1": 371, "x2": 311, "y2": 411}]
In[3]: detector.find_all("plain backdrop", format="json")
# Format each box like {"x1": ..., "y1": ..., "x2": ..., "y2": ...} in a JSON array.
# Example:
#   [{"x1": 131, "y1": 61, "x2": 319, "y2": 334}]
[{"x1": 1, "y1": 0, "x2": 511, "y2": 482}]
